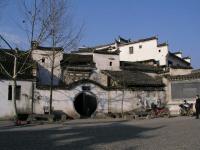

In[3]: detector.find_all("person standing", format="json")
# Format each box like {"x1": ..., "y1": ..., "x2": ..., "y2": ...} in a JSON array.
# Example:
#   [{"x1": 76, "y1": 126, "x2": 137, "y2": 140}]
[{"x1": 195, "y1": 95, "x2": 200, "y2": 119}]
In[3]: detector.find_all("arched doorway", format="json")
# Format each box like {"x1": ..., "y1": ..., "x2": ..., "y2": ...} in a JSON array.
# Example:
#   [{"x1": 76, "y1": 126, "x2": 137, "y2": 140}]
[{"x1": 74, "y1": 92, "x2": 97, "y2": 118}]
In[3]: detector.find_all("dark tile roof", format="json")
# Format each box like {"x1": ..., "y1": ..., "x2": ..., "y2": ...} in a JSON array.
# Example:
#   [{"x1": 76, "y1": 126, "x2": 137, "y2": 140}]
[
  {"x1": 120, "y1": 61, "x2": 165, "y2": 73},
  {"x1": 37, "y1": 78, "x2": 164, "y2": 91},
  {"x1": 167, "y1": 72, "x2": 200, "y2": 81},
  {"x1": 102, "y1": 70, "x2": 164, "y2": 87},
  {"x1": 37, "y1": 79, "x2": 107, "y2": 90},
  {"x1": 118, "y1": 36, "x2": 130, "y2": 44},
  {"x1": 170, "y1": 66, "x2": 193, "y2": 69},
  {"x1": 135, "y1": 59, "x2": 158, "y2": 64},
  {"x1": 93, "y1": 48, "x2": 120, "y2": 55},
  {"x1": 168, "y1": 52, "x2": 191, "y2": 65},
  {"x1": 183, "y1": 56, "x2": 191, "y2": 59},
  {"x1": 31, "y1": 40, "x2": 63, "y2": 51},
  {"x1": 136, "y1": 36, "x2": 158, "y2": 42},
  {"x1": 192, "y1": 69, "x2": 200, "y2": 73},
  {"x1": 88, "y1": 36, "x2": 158, "y2": 49},
  {"x1": 61, "y1": 54, "x2": 95, "y2": 68},
  {"x1": 77, "y1": 48, "x2": 94, "y2": 53},
  {"x1": 172, "y1": 51, "x2": 182, "y2": 54},
  {"x1": 35, "y1": 46, "x2": 63, "y2": 51},
  {"x1": 72, "y1": 47, "x2": 120, "y2": 55},
  {"x1": 91, "y1": 42, "x2": 115, "y2": 49},
  {"x1": 119, "y1": 36, "x2": 158, "y2": 46},
  {"x1": 158, "y1": 43, "x2": 168, "y2": 47},
  {"x1": 0, "y1": 49, "x2": 35, "y2": 80}
]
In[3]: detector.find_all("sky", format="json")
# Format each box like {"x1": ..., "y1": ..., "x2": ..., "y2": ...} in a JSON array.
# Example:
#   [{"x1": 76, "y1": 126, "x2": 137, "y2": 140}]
[{"x1": 0, "y1": 0, "x2": 200, "y2": 68}]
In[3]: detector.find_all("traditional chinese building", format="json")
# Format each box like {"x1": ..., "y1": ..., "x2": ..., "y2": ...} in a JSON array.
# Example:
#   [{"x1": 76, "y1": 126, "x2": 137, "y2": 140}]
[{"x1": 0, "y1": 36, "x2": 198, "y2": 119}]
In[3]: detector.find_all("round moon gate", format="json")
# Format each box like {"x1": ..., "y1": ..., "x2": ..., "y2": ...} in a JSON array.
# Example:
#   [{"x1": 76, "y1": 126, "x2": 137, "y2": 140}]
[{"x1": 74, "y1": 92, "x2": 97, "y2": 118}]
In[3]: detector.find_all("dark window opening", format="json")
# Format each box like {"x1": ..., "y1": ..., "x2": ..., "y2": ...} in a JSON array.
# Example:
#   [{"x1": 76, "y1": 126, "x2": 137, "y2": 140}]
[
  {"x1": 109, "y1": 62, "x2": 112, "y2": 66},
  {"x1": 8, "y1": 85, "x2": 21, "y2": 100},
  {"x1": 82, "y1": 86, "x2": 91, "y2": 91},
  {"x1": 168, "y1": 60, "x2": 173, "y2": 66},
  {"x1": 159, "y1": 50, "x2": 161, "y2": 52},
  {"x1": 42, "y1": 57, "x2": 45, "y2": 63},
  {"x1": 8, "y1": 85, "x2": 12, "y2": 100},
  {"x1": 129, "y1": 47, "x2": 133, "y2": 54},
  {"x1": 16, "y1": 86, "x2": 21, "y2": 100},
  {"x1": 107, "y1": 76, "x2": 111, "y2": 87},
  {"x1": 139, "y1": 45, "x2": 142, "y2": 49}
]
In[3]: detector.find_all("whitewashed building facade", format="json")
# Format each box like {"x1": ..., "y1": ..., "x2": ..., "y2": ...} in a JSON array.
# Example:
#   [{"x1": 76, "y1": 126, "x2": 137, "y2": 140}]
[{"x1": 0, "y1": 36, "x2": 197, "y2": 119}]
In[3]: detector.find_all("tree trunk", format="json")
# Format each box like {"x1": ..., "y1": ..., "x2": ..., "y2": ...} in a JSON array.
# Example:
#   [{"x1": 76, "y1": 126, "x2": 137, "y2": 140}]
[
  {"x1": 31, "y1": 81, "x2": 35, "y2": 114},
  {"x1": 49, "y1": 62, "x2": 54, "y2": 115},
  {"x1": 13, "y1": 54, "x2": 18, "y2": 117},
  {"x1": 49, "y1": 50, "x2": 55, "y2": 115},
  {"x1": 12, "y1": 78, "x2": 17, "y2": 116},
  {"x1": 121, "y1": 90, "x2": 124, "y2": 118}
]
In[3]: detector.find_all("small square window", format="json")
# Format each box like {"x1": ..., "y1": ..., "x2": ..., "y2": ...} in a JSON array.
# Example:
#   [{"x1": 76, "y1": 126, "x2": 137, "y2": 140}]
[
  {"x1": 129, "y1": 47, "x2": 134, "y2": 54},
  {"x1": 139, "y1": 45, "x2": 142, "y2": 49},
  {"x1": 159, "y1": 50, "x2": 161, "y2": 52},
  {"x1": 109, "y1": 62, "x2": 112, "y2": 66}
]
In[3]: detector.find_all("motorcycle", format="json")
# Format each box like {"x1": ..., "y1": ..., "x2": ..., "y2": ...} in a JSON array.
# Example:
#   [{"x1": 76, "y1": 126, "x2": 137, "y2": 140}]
[
  {"x1": 179, "y1": 101, "x2": 193, "y2": 116},
  {"x1": 150, "y1": 103, "x2": 170, "y2": 118},
  {"x1": 15, "y1": 113, "x2": 31, "y2": 126}
]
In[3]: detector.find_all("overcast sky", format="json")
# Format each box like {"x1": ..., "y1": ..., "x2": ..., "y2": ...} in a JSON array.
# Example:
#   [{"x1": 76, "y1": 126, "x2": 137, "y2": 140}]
[{"x1": 0, "y1": 0, "x2": 200, "y2": 68}]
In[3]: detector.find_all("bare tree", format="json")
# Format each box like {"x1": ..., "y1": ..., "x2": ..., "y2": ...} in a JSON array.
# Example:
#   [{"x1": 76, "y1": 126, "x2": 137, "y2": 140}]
[
  {"x1": 0, "y1": 34, "x2": 35, "y2": 117},
  {"x1": 45, "y1": 0, "x2": 82, "y2": 114},
  {"x1": 19, "y1": 0, "x2": 82, "y2": 114}
]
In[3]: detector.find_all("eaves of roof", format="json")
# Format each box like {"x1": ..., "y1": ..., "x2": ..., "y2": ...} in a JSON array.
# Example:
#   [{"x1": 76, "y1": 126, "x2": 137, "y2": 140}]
[
  {"x1": 102, "y1": 70, "x2": 165, "y2": 87},
  {"x1": 158, "y1": 43, "x2": 168, "y2": 47},
  {"x1": 167, "y1": 72, "x2": 200, "y2": 81},
  {"x1": 36, "y1": 79, "x2": 164, "y2": 91},
  {"x1": 119, "y1": 36, "x2": 158, "y2": 46},
  {"x1": 91, "y1": 42, "x2": 115, "y2": 49},
  {"x1": 168, "y1": 52, "x2": 191, "y2": 65},
  {"x1": 34, "y1": 46, "x2": 63, "y2": 51}
]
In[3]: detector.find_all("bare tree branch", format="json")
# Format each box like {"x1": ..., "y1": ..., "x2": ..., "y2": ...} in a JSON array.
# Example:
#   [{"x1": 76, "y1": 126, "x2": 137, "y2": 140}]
[{"x1": 0, "y1": 62, "x2": 12, "y2": 78}]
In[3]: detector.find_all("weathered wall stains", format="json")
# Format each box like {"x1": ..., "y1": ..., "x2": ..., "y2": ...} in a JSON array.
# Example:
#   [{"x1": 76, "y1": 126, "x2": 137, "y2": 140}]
[
  {"x1": 0, "y1": 80, "x2": 33, "y2": 118},
  {"x1": 33, "y1": 83, "x2": 165, "y2": 118}
]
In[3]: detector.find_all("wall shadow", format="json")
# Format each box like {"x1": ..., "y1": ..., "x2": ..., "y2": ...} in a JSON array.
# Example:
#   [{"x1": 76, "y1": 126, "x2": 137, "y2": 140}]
[{"x1": 0, "y1": 120, "x2": 165, "y2": 150}]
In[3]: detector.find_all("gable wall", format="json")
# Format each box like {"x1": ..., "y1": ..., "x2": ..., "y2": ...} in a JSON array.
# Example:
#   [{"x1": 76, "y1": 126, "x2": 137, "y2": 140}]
[
  {"x1": 31, "y1": 50, "x2": 63, "y2": 85},
  {"x1": 119, "y1": 39, "x2": 168, "y2": 66}
]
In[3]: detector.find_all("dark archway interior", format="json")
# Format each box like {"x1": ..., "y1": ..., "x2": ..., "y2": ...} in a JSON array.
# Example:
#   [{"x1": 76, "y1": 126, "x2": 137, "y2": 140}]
[{"x1": 74, "y1": 92, "x2": 97, "y2": 118}]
